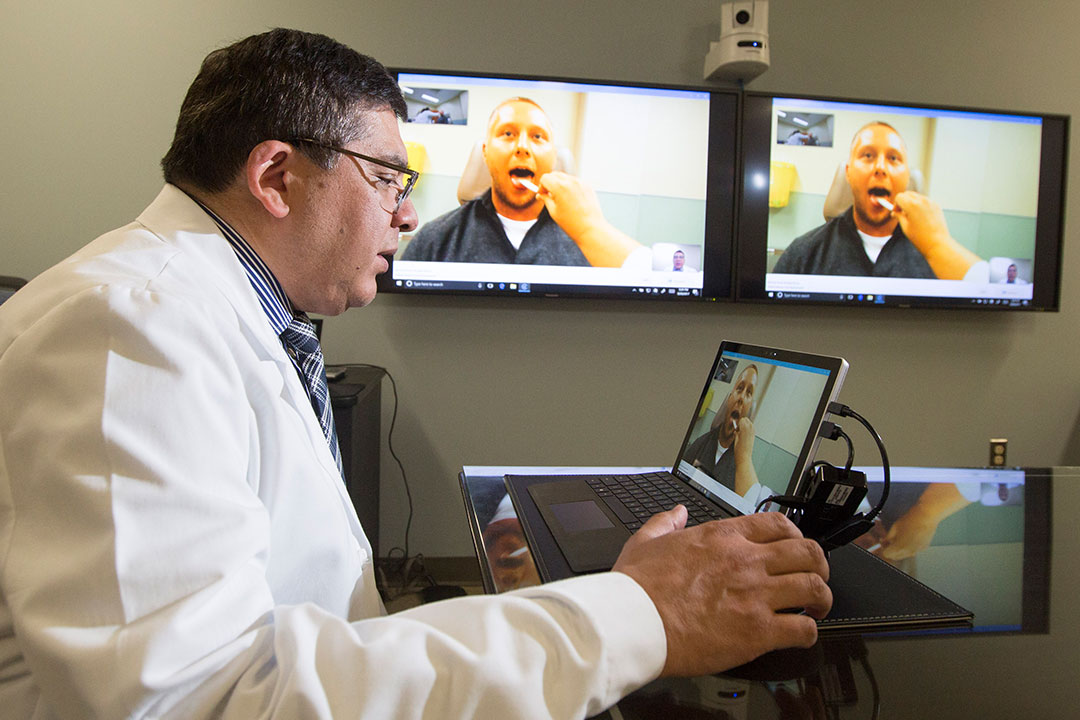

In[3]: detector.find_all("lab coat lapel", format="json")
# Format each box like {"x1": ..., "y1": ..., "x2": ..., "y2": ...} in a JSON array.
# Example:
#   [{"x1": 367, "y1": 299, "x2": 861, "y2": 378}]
[{"x1": 135, "y1": 186, "x2": 356, "y2": 513}]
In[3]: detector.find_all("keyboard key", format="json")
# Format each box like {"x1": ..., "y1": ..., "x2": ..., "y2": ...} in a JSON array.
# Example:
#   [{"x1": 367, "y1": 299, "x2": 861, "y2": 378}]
[
  {"x1": 599, "y1": 495, "x2": 637, "y2": 525},
  {"x1": 584, "y1": 472, "x2": 727, "y2": 532}
]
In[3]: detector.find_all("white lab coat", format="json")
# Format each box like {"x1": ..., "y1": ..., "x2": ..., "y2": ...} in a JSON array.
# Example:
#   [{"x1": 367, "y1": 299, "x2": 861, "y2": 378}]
[{"x1": 0, "y1": 186, "x2": 665, "y2": 719}]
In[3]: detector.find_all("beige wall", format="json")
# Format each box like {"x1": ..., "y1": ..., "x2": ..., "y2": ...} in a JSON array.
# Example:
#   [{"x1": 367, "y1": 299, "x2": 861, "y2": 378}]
[
  {"x1": 2, "y1": 0, "x2": 1078, "y2": 562},
  {"x1": 929, "y1": 117, "x2": 1042, "y2": 215}
]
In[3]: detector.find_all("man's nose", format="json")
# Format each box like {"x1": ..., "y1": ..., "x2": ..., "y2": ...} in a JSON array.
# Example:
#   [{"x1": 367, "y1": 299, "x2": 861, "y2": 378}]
[
  {"x1": 393, "y1": 197, "x2": 419, "y2": 233},
  {"x1": 514, "y1": 135, "x2": 532, "y2": 155}
]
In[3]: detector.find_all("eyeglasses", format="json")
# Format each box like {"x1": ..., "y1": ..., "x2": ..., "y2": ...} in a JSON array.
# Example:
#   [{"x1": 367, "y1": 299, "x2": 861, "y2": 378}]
[{"x1": 293, "y1": 137, "x2": 419, "y2": 214}]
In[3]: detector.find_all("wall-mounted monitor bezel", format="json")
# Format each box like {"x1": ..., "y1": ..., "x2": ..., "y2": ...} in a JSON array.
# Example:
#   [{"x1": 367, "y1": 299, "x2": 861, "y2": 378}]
[
  {"x1": 379, "y1": 68, "x2": 739, "y2": 302},
  {"x1": 736, "y1": 91, "x2": 1068, "y2": 311}
]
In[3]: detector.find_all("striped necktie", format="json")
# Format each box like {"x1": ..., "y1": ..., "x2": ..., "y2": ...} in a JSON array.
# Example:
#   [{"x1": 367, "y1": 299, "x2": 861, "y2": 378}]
[{"x1": 280, "y1": 315, "x2": 343, "y2": 476}]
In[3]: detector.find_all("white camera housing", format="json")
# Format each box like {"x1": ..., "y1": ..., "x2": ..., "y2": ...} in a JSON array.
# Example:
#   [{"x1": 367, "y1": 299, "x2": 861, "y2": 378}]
[{"x1": 704, "y1": 1, "x2": 770, "y2": 83}]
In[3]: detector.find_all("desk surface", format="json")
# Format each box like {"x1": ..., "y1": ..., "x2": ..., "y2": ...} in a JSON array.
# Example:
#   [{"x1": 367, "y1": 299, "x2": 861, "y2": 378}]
[{"x1": 459, "y1": 466, "x2": 1076, "y2": 718}]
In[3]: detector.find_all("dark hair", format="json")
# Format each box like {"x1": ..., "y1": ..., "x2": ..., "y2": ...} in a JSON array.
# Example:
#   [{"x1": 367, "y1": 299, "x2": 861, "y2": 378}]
[{"x1": 161, "y1": 28, "x2": 406, "y2": 193}]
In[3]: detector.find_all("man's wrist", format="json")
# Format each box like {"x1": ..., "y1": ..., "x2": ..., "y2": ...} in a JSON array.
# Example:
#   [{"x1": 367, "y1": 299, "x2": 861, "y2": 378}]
[
  {"x1": 918, "y1": 236, "x2": 978, "y2": 280},
  {"x1": 572, "y1": 222, "x2": 640, "y2": 268}
]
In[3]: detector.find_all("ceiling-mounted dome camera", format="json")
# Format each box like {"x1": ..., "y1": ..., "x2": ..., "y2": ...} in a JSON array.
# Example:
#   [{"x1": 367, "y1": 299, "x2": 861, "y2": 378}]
[{"x1": 705, "y1": 1, "x2": 770, "y2": 83}]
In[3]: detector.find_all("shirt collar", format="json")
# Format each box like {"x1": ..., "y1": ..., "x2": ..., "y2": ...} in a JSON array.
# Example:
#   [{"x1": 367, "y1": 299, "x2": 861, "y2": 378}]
[{"x1": 188, "y1": 194, "x2": 297, "y2": 335}]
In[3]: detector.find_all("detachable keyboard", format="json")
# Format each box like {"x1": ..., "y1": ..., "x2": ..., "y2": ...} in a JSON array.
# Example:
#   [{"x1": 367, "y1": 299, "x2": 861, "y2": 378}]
[{"x1": 584, "y1": 471, "x2": 727, "y2": 530}]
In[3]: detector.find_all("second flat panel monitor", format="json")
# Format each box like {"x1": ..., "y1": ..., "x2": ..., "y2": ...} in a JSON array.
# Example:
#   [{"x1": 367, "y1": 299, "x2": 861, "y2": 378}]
[
  {"x1": 381, "y1": 70, "x2": 739, "y2": 301},
  {"x1": 737, "y1": 93, "x2": 1067, "y2": 311}
]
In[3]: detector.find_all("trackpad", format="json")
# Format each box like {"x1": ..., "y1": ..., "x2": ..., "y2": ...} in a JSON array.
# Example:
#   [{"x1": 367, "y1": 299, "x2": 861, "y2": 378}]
[
  {"x1": 529, "y1": 480, "x2": 631, "y2": 573},
  {"x1": 550, "y1": 500, "x2": 615, "y2": 532}
]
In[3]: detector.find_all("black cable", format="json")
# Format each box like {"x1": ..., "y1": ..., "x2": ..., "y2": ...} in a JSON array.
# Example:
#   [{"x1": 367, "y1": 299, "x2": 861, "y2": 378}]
[
  {"x1": 835, "y1": 427, "x2": 855, "y2": 472},
  {"x1": 755, "y1": 493, "x2": 805, "y2": 513},
  {"x1": 347, "y1": 364, "x2": 414, "y2": 566},
  {"x1": 829, "y1": 402, "x2": 890, "y2": 522},
  {"x1": 859, "y1": 655, "x2": 881, "y2": 720},
  {"x1": 381, "y1": 368, "x2": 413, "y2": 560},
  {"x1": 755, "y1": 427, "x2": 855, "y2": 514},
  {"x1": 818, "y1": 421, "x2": 854, "y2": 471},
  {"x1": 758, "y1": 406, "x2": 889, "y2": 556},
  {"x1": 340, "y1": 364, "x2": 466, "y2": 603}
]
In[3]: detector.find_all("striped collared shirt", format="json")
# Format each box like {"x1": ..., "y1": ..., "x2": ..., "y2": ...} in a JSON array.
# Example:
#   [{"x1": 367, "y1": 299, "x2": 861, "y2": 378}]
[
  {"x1": 189, "y1": 194, "x2": 342, "y2": 474},
  {"x1": 191, "y1": 196, "x2": 296, "y2": 337}
]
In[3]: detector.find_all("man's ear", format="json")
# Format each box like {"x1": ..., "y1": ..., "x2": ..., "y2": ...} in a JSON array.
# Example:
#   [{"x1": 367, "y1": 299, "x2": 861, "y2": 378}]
[{"x1": 245, "y1": 140, "x2": 299, "y2": 219}]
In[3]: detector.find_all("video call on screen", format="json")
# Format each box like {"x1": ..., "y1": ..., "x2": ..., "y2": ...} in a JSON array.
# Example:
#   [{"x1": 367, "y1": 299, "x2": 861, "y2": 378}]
[
  {"x1": 386, "y1": 71, "x2": 727, "y2": 300},
  {"x1": 385, "y1": 72, "x2": 1066, "y2": 311},
  {"x1": 747, "y1": 95, "x2": 1062, "y2": 310}
]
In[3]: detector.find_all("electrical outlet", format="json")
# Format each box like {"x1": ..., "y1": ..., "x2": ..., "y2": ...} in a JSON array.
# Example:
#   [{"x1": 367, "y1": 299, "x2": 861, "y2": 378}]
[{"x1": 989, "y1": 438, "x2": 1008, "y2": 467}]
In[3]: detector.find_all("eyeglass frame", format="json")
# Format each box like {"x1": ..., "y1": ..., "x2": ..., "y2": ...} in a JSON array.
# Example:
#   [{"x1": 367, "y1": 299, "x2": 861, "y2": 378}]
[{"x1": 291, "y1": 137, "x2": 419, "y2": 213}]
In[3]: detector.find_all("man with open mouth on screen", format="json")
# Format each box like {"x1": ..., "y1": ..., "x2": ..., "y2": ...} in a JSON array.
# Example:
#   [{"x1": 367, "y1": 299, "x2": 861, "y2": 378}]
[
  {"x1": 402, "y1": 96, "x2": 646, "y2": 268},
  {"x1": 775, "y1": 121, "x2": 985, "y2": 281}
]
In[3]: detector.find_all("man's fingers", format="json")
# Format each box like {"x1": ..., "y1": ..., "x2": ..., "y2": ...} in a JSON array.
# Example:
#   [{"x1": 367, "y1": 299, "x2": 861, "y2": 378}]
[
  {"x1": 894, "y1": 189, "x2": 919, "y2": 208},
  {"x1": 633, "y1": 504, "x2": 688, "y2": 541},
  {"x1": 763, "y1": 537, "x2": 830, "y2": 581},
  {"x1": 767, "y1": 572, "x2": 833, "y2": 620},
  {"x1": 767, "y1": 611, "x2": 821, "y2": 649},
  {"x1": 618, "y1": 508, "x2": 837, "y2": 677},
  {"x1": 615, "y1": 505, "x2": 687, "y2": 568},
  {"x1": 537, "y1": 171, "x2": 571, "y2": 196},
  {"x1": 707, "y1": 511, "x2": 803, "y2": 544}
]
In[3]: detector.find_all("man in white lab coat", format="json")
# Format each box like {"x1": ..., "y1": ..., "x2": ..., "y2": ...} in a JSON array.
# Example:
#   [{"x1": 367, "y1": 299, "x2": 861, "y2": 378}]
[{"x1": 0, "y1": 29, "x2": 831, "y2": 719}]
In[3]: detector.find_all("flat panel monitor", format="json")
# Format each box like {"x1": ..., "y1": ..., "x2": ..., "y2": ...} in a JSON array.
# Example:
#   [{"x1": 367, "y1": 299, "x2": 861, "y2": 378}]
[
  {"x1": 737, "y1": 93, "x2": 1068, "y2": 310},
  {"x1": 379, "y1": 70, "x2": 739, "y2": 301}
]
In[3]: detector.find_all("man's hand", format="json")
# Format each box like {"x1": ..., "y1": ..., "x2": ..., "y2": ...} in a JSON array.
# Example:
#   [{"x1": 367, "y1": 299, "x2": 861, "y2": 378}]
[
  {"x1": 876, "y1": 482, "x2": 971, "y2": 561},
  {"x1": 732, "y1": 417, "x2": 759, "y2": 497},
  {"x1": 732, "y1": 416, "x2": 756, "y2": 467},
  {"x1": 537, "y1": 171, "x2": 643, "y2": 267},
  {"x1": 613, "y1": 507, "x2": 831, "y2": 677},
  {"x1": 893, "y1": 191, "x2": 981, "y2": 280},
  {"x1": 536, "y1": 172, "x2": 606, "y2": 240},
  {"x1": 875, "y1": 511, "x2": 939, "y2": 561}
]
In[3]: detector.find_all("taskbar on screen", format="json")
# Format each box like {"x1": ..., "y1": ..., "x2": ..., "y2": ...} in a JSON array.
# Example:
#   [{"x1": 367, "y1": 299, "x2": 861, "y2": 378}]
[
  {"x1": 763, "y1": 290, "x2": 1035, "y2": 309},
  {"x1": 390, "y1": 278, "x2": 703, "y2": 299}
]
